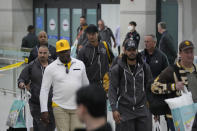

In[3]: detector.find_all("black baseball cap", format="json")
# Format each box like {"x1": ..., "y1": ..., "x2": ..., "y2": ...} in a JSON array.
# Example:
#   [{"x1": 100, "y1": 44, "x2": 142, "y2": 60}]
[
  {"x1": 86, "y1": 24, "x2": 98, "y2": 34},
  {"x1": 124, "y1": 39, "x2": 137, "y2": 50}
]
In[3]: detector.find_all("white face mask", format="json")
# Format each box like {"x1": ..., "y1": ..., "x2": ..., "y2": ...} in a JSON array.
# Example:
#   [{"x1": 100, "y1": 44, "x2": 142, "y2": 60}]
[{"x1": 128, "y1": 26, "x2": 134, "y2": 31}]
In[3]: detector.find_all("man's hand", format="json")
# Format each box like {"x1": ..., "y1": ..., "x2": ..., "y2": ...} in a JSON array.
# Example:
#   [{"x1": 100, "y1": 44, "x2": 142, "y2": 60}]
[
  {"x1": 113, "y1": 42, "x2": 117, "y2": 48},
  {"x1": 113, "y1": 111, "x2": 121, "y2": 124},
  {"x1": 18, "y1": 82, "x2": 26, "y2": 89},
  {"x1": 41, "y1": 112, "x2": 49, "y2": 124},
  {"x1": 175, "y1": 81, "x2": 184, "y2": 91}
]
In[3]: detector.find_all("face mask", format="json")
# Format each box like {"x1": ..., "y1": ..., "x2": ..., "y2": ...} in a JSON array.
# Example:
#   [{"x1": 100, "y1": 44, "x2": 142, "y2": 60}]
[{"x1": 128, "y1": 26, "x2": 134, "y2": 31}]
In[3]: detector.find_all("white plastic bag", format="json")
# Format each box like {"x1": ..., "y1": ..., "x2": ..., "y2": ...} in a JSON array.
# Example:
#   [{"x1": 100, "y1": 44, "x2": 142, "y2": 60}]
[
  {"x1": 165, "y1": 86, "x2": 193, "y2": 109},
  {"x1": 153, "y1": 121, "x2": 161, "y2": 131}
]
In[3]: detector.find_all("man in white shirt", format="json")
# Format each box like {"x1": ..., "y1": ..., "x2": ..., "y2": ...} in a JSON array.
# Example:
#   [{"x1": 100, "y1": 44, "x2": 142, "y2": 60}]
[{"x1": 40, "y1": 39, "x2": 89, "y2": 131}]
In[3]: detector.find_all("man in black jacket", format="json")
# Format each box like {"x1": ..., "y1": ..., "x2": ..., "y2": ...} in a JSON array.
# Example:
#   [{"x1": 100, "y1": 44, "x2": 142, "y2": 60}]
[
  {"x1": 21, "y1": 25, "x2": 38, "y2": 49},
  {"x1": 108, "y1": 39, "x2": 153, "y2": 131},
  {"x1": 18, "y1": 45, "x2": 55, "y2": 131},
  {"x1": 77, "y1": 24, "x2": 114, "y2": 90},
  {"x1": 141, "y1": 34, "x2": 169, "y2": 130},
  {"x1": 141, "y1": 34, "x2": 169, "y2": 79},
  {"x1": 75, "y1": 84, "x2": 112, "y2": 131},
  {"x1": 28, "y1": 31, "x2": 57, "y2": 63},
  {"x1": 158, "y1": 22, "x2": 177, "y2": 65},
  {"x1": 98, "y1": 19, "x2": 116, "y2": 48}
]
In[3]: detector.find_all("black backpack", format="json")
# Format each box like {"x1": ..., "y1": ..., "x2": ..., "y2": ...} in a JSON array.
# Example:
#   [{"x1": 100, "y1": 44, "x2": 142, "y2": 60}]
[{"x1": 147, "y1": 64, "x2": 182, "y2": 115}]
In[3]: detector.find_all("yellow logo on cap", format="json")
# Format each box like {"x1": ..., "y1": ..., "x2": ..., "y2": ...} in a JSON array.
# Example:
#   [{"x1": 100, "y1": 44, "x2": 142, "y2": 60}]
[
  {"x1": 60, "y1": 42, "x2": 64, "y2": 47},
  {"x1": 185, "y1": 41, "x2": 190, "y2": 45}
]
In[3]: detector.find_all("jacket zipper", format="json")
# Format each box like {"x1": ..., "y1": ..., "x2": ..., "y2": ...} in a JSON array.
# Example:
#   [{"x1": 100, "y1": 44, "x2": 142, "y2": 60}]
[{"x1": 91, "y1": 48, "x2": 95, "y2": 65}]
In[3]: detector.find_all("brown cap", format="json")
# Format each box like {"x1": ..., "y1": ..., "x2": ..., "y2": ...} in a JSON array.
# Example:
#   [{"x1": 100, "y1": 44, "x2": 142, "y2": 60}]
[{"x1": 179, "y1": 40, "x2": 194, "y2": 52}]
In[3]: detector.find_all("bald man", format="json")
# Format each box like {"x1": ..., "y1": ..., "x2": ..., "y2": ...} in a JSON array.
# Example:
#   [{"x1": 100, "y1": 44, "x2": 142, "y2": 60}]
[{"x1": 28, "y1": 31, "x2": 57, "y2": 63}]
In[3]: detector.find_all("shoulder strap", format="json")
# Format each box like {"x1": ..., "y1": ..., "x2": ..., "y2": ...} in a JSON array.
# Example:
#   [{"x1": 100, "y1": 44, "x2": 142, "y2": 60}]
[
  {"x1": 102, "y1": 41, "x2": 111, "y2": 63},
  {"x1": 172, "y1": 64, "x2": 182, "y2": 81}
]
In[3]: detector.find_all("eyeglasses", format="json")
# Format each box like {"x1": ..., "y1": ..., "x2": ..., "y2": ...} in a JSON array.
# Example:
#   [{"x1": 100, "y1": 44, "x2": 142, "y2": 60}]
[{"x1": 65, "y1": 65, "x2": 69, "y2": 74}]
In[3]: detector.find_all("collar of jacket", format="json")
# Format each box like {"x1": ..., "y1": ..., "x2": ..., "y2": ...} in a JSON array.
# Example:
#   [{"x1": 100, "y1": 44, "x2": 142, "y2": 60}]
[
  {"x1": 56, "y1": 57, "x2": 76, "y2": 66},
  {"x1": 143, "y1": 48, "x2": 158, "y2": 57}
]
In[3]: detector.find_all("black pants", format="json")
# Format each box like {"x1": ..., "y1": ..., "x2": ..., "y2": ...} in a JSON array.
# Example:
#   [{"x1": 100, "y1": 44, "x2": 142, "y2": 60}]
[
  {"x1": 29, "y1": 102, "x2": 55, "y2": 131},
  {"x1": 116, "y1": 116, "x2": 149, "y2": 131}
]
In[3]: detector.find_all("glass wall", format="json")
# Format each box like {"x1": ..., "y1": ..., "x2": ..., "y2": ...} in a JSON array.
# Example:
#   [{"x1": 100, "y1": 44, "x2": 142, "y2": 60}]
[
  {"x1": 87, "y1": 9, "x2": 97, "y2": 25},
  {"x1": 60, "y1": 8, "x2": 70, "y2": 43},
  {"x1": 35, "y1": 8, "x2": 44, "y2": 35},
  {"x1": 47, "y1": 8, "x2": 58, "y2": 47},
  {"x1": 72, "y1": 9, "x2": 82, "y2": 44}
]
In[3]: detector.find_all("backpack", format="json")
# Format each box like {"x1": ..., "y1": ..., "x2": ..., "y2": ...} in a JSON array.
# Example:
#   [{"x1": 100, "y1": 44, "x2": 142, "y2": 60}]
[{"x1": 147, "y1": 64, "x2": 182, "y2": 115}]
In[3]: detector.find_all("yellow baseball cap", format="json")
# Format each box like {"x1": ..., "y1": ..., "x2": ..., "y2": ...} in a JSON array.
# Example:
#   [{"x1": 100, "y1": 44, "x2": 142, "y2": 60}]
[{"x1": 56, "y1": 40, "x2": 70, "y2": 52}]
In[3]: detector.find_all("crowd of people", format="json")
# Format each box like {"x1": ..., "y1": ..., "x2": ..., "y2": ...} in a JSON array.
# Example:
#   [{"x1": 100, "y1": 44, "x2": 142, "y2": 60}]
[{"x1": 18, "y1": 16, "x2": 197, "y2": 131}]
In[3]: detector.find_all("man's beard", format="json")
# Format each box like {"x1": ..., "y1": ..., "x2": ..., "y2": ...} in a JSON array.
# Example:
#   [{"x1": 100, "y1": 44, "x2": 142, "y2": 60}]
[{"x1": 127, "y1": 57, "x2": 136, "y2": 61}]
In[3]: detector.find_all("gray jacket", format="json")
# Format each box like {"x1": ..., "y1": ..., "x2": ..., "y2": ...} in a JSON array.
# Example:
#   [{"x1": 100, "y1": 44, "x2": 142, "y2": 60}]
[
  {"x1": 77, "y1": 41, "x2": 114, "y2": 85},
  {"x1": 18, "y1": 58, "x2": 53, "y2": 105},
  {"x1": 108, "y1": 55, "x2": 153, "y2": 121}
]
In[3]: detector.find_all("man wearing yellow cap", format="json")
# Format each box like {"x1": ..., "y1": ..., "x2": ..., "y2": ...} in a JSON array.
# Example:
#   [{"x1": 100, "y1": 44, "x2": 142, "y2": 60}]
[{"x1": 40, "y1": 39, "x2": 89, "y2": 131}]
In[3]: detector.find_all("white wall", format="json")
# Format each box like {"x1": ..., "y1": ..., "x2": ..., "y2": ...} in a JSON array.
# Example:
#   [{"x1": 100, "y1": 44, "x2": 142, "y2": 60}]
[
  {"x1": 177, "y1": 0, "x2": 197, "y2": 55},
  {"x1": 0, "y1": 0, "x2": 33, "y2": 48},
  {"x1": 101, "y1": 4, "x2": 120, "y2": 34},
  {"x1": 120, "y1": 0, "x2": 156, "y2": 50}
]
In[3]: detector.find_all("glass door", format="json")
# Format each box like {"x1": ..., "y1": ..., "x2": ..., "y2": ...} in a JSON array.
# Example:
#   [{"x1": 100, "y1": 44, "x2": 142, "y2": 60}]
[
  {"x1": 47, "y1": 8, "x2": 58, "y2": 47},
  {"x1": 72, "y1": 9, "x2": 82, "y2": 44},
  {"x1": 60, "y1": 8, "x2": 70, "y2": 43},
  {"x1": 35, "y1": 8, "x2": 44, "y2": 35}
]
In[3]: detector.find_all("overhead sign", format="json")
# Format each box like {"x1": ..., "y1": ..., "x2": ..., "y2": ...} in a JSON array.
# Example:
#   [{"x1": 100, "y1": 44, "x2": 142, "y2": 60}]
[
  {"x1": 49, "y1": 19, "x2": 56, "y2": 31},
  {"x1": 62, "y1": 19, "x2": 69, "y2": 31}
]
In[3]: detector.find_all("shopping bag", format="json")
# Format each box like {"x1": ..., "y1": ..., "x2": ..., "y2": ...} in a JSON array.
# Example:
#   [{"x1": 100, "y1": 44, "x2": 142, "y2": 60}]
[
  {"x1": 171, "y1": 103, "x2": 197, "y2": 131},
  {"x1": 71, "y1": 40, "x2": 78, "y2": 58},
  {"x1": 165, "y1": 87, "x2": 197, "y2": 131},
  {"x1": 6, "y1": 99, "x2": 26, "y2": 128}
]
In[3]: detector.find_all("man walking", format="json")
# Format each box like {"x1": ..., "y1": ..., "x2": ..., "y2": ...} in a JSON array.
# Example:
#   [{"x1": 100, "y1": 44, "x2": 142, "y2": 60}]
[
  {"x1": 28, "y1": 31, "x2": 57, "y2": 63},
  {"x1": 151, "y1": 40, "x2": 197, "y2": 131},
  {"x1": 78, "y1": 24, "x2": 114, "y2": 90},
  {"x1": 108, "y1": 39, "x2": 153, "y2": 131},
  {"x1": 18, "y1": 45, "x2": 55, "y2": 131},
  {"x1": 158, "y1": 22, "x2": 177, "y2": 65},
  {"x1": 40, "y1": 39, "x2": 89, "y2": 131},
  {"x1": 98, "y1": 20, "x2": 116, "y2": 48}
]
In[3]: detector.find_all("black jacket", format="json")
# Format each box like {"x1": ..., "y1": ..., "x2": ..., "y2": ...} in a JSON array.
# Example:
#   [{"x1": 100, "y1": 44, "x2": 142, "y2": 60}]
[
  {"x1": 141, "y1": 48, "x2": 169, "y2": 79},
  {"x1": 108, "y1": 54, "x2": 153, "y2": 121},
  {"x1": 28, "y1": 44, "x2": 57, "y2": 63},
  {"x1": 21, "y1": 33, "x2": 39, "y2": 48},
  {"x1": 18, "y1": 58, "x2": 53, "y2": 105},
  {"x1": 77, "y1": 41, "x2": 114, "y2": 85},
  {"x1": 123, "y1": 30, "x2": 140, "y2": 48},
  {"x1": 98, "y1": 26, "x2": 115, "y2": 47},
  {"x1": 159, "y1": 31, "x2": 177, "y2": 65}
]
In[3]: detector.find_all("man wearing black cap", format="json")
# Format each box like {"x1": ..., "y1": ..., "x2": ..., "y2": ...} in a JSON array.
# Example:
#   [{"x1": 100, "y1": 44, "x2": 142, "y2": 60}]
[
  {"x1": 21, "y1": 25, "x2": 39, "y2": 49},
  {"x1": 151, "y1": 40, "x2": 197, "y2": 131},
  {"x1": 108, "y1": 39, "x2": 153, "y2": 131},
  {"x1": 77, "y1": 24, "x2": 114, "y2": 91}
]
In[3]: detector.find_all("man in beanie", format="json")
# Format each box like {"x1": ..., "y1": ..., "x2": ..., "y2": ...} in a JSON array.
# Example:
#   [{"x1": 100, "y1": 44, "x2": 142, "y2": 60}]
[
  {"x1": 40, "y1": 39, "x2": 89, "y2": 131},
  {"x1": 77, "y1": 24, "x2": 114, "y2": 91},
  {"x1": 151, "y1": 40, "x2": 197, "y2": 131},
  {"x1": 108, "y1": 39, "x2": 153, "y2": 131}
]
